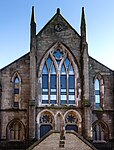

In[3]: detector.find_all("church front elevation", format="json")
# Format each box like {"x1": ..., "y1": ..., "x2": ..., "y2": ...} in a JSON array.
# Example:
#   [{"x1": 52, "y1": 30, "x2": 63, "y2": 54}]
[{"x1": 0, "y1": 7, "x2": 114, "y2": 150}]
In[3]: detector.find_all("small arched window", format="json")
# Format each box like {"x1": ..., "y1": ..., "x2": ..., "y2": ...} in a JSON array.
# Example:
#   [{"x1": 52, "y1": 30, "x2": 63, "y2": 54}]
[
  {"x1": 14, "y1": 77, "x2": 20, "y2": 108},
  {"x1": 12, "y1": 73, "x2": 21, "y2": 108},
  {"x1": 94, "y1": 74, "x2": 104, "y2": 109},
  {"x1": 7, "y1": 120, "x2": 25, "y2": 141},
  {"x1": 95, "y1": 79, "x2": 100, "y2": 108},
  {"x1": 93, "y1": 121, "x2": 109, "y2": 141},
  {"x1": 41, "y1": 46, "x2": 79, "y2": 106}
]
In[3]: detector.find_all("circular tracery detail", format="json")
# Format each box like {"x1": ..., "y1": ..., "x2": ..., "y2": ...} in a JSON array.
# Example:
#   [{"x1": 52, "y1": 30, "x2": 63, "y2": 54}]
[
  {"x1": 40, "y1": 114, "x2": 52, "y2": 124},
  {"x1": 65, "y1": 114, "x2": 78, "y2": 124}
]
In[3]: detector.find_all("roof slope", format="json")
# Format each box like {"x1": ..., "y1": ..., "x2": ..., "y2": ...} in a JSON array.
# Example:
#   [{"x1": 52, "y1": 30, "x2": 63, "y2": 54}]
[{"x1": 27, "y1": 131, "x2": 97, "y2": 150}]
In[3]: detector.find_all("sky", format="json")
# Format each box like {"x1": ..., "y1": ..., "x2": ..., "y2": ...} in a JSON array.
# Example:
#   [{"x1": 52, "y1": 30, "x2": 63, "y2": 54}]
[{"x1": 0, "y1": 0, "x2": 114, "y2": 70}]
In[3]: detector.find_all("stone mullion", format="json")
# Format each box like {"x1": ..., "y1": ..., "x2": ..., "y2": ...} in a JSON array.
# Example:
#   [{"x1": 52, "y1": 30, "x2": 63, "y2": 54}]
[
  {"x1": 48, "y1": 72, "x2": 50, "y2": 104},
  {"x1": 58, "y1": 71, "x2": 60, "y2": 105},
  {"x1": 66, "y1": 73, "x2": 69, "y2": 104},
  {"x1": 56, "y1": 71, "x2": 59, "y2": 105},
  {"x1": 75, "y1": 76, "x2": 77, "y2": 106}
]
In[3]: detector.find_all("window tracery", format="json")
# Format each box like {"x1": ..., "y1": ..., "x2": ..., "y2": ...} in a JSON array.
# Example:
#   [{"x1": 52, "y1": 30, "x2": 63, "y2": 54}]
[
  {"x1": 39, "y1": 111, "x2": 54, "y2": 138},
  {"x1": 7, "y1": 120, "x2": 25, "y2": 141},
  {"x1": 93, "y1": 121, "x2": 109, "y2": 141},
  {"x1": 65, "y1": 111, "x2": 79, "y2": 132},
  {"x1": 41, "y1": 46, "x2": 79, "y2": 106},
  {"x1": 40, "y1": 114, "x2": 52, "y2": 124},
  {"x1": 65, "y1": 114, "x2": 78, "y2": 124}
]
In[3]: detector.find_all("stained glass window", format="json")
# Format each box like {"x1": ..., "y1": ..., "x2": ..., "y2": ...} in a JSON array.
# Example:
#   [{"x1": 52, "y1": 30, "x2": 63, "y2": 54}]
[
  {"x1": 14, "y1": 76, "x2": 20, "y2": 108},
  {"x1": 95, "y1": 79, "x2": 100, "y2": 108},
  {"x1": 41, "y1": 48, "x2": 78, "y2": 105}
]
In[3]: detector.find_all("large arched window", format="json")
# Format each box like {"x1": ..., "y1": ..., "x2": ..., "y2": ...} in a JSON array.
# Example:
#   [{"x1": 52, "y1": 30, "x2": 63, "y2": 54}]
[{"x1": 41, "y1": 45, "x2": 79, "y2": 106}]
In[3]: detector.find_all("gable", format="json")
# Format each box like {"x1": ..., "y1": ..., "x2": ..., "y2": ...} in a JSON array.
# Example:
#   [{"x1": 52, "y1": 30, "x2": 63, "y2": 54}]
[
  {"x1": 37, "y1": 9, "x2": 80, "y2": 39},
  {"x1": 36, "y1": 9, "x2": 81, "y2": 58}
]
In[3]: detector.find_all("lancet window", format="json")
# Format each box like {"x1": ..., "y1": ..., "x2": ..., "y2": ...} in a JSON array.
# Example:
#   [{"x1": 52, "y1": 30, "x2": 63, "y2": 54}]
[
  {"x1": 12, "y1": 73, "x2": 21, "y2": 108},
  {"x1": 94, "y1": 74, "x2": 104, "y2": 109}
]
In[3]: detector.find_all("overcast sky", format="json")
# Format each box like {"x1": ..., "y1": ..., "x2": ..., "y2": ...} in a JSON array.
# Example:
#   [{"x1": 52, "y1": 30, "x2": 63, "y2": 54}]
[{"x1": 0, "y1": 0, "x2": 114, "y2": 70}]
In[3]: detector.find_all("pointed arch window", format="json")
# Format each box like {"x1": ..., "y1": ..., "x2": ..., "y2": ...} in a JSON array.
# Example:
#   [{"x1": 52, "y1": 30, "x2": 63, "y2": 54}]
[
  {"x1": 7, "y1": 120, "x2": 25, "y2": 141},
  {"x1": 95, "y1": 79, "x2": 100, "y2": 108},
  {"x1": 12, "y1": 73, "x2": 21, "y2": 108},
  {"x1": 94, "y1": 74, "x2": 104, "y2": 109},
  {"x1": 41, "y1": 47, "x2": 79, "y2": 106},
  {"x1": 14, "y1": 76, "x2": 20, "y2": 108}
]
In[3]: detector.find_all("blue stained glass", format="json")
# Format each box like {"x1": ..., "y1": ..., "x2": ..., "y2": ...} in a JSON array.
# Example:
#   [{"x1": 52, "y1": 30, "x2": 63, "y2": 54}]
[
  {"x1": 42, "y1": 64, "x2": 48, "y2": 74},
  {"x1": 15, "y1": 77, "x2": 19, "y2": 83},
  {"x1": 95, "y1": 79, "x2": 100, "y2": 107},
  {"x1": 47, "y1": 57, "x2": 52, "y2": 68},
  {"x1": 50, "y1": 75, "x2": 56, "y2": 89},
  {"x1": 14, "y1": 89, "x2": 19, "y2": 94},
  {"x1": 60, "y1": 100, "x2": 67, "y2": 104},
  {"x1": 57, "y1": 60, "x2": 61, "y2": 66},
  {"x1": 68, "y1": 100, "x2": 75, "y2": 104},
  {"x1": 95, "y1": 79, "x2": 100, "y2": 90},
  {"x1": 95, "y1": 95, "x2": 100, "y2": 103},
  {"x1": 61, "y1": 75, "x2": 66, "y2": 89},
  {"x1": 53, "y1": 49, "x2": 63, "y2": 59},
  {"x1": 42, "y1": 74, "x2": 48, "y2": 89},
  {"x1": 50, "y1": 100, "x2": 56, "y2": 104},
  {"x1": 65, "y1": 58, "x2": 70, "y2": 69},
  {"x1": 50, "y1": 64, "x2": 56, "y2": 74},
  {"x1": 61, "y1": 65, "x2": 66, "y2": 74},
  {"x1": 65, "y1": 125, "x2": 78, "y2": 132},
  {"x1": 69, "y1": 75, "x2": 75, "y2": 89},
  {"x1": 40, "y1": 125, "x2": 52, "y2": 138},
  {"x1": 69, "y1": 65, "x2": 74, "y2": 74}
]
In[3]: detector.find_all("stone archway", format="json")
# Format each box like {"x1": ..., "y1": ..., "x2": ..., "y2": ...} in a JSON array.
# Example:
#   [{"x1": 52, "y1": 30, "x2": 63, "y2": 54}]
[
  {"x1": 64, "y1": 110, "x2": 82, "y2": 134},
  {"x1": 37, "y1": 109, "x2": 54, "y2": 139}
]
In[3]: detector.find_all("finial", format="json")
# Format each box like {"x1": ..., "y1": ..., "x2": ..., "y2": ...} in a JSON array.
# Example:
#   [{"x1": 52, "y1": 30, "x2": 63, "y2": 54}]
[
  {"x1": 31, "y1": 6, "x2": 36, "y2": 24},
  {"x1": 81, "y1": 7, "x2": 86, "y2": 30},
  {"x1": 80, "y1": 7, "x2": 86, "y2": 42},
  {"x1": 57, "y1": 8, "x2": 60, "y2": 14}
]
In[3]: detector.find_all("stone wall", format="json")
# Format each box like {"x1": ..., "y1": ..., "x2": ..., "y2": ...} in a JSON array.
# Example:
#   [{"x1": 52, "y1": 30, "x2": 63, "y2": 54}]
[{"x1": 0, "y1": 53, "x2": 30, "y2": 140}]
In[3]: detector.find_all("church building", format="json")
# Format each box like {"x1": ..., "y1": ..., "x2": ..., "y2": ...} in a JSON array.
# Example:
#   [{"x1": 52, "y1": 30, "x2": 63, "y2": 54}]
[{"x1": 0, "y1": 6, "x2": 114, "y2": 150}]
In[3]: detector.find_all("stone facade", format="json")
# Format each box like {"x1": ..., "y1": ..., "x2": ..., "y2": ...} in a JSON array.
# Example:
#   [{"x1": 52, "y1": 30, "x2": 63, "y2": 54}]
[{"x1": 0, "y1": 7, "x2": 114, "y2": 150}]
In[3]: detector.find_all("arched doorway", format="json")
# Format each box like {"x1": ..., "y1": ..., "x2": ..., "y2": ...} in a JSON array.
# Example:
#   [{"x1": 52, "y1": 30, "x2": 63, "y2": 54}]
[
  {"x1": 64, "y1": 110, "x2": 82, "y2": 134},
  {"x1": 37, "y1": 110, "x2": 54, "y2": 138},
  {"x1": 40, "y1": 124, "x2": 52, "y2": 138}
]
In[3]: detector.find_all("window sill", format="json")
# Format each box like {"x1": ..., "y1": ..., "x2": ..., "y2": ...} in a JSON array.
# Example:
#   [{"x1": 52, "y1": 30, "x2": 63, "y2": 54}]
[{"x1": 93, "y1": 140, "x2": 106, "y2": 143}]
